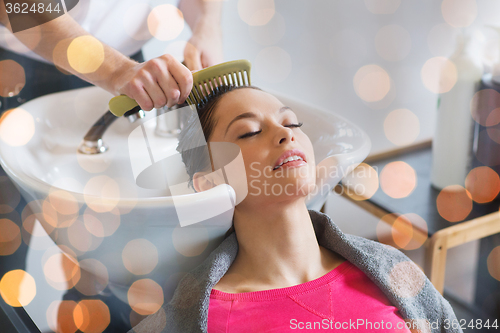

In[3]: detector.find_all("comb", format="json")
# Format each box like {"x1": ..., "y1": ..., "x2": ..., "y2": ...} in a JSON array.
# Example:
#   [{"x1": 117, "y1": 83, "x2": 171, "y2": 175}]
[
  {"x1": 186, "y1": 59, "x2": 251, "y2": 108},
  {"x1": 108, "y1": 60, "x2": 251, "y2": 117}
]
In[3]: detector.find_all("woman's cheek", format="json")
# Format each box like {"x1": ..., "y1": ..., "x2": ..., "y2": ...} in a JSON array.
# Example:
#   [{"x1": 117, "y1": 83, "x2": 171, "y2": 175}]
[{"x1": 245, "y1": 159, "x2": 264, "y2": 180}]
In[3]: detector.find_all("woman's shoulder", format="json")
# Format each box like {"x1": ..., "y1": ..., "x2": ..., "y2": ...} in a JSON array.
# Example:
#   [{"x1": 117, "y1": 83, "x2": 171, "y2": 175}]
[
  {"x1": 309, "y1": 209, "x2": 410, "y2": 263},
  {"x1": 345, "y1": 233, "x2": 408, "y2": 256}
]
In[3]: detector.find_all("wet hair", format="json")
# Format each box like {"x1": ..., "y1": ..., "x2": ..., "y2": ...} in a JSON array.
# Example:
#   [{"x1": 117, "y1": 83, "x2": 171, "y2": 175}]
[
  {"x1": 176, "y1": 85, "x2": 260, "y2": 190},
  {"x1": 177, "y1": 85, "x2": 261, "y2": 238}
]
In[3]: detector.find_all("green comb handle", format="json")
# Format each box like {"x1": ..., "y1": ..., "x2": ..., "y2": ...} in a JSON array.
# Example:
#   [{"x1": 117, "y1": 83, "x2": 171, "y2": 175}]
[{"x1": 109, "y1": 95, "x2": 140, "y2": 117}]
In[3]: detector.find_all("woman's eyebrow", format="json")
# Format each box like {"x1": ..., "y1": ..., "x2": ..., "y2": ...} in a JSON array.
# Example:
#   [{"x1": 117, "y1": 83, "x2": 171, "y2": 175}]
[
  {"x1": 225, "y1": 112, "x2": 256, "y2": 137},
  {"x1": 224, "y1": 106, "x2": 292, "y2": 137}
]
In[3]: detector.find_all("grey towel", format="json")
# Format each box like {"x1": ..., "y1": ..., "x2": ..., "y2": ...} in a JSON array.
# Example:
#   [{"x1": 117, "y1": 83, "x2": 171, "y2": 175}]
[{"x1": 130, "y1": 210, "x2": 462, "y2": 333}]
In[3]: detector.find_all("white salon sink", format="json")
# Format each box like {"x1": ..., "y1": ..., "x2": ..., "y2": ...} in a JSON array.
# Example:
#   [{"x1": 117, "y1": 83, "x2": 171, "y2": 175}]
[{"x1": 0, "y1": 86, "x2": 370, "y2": 306}]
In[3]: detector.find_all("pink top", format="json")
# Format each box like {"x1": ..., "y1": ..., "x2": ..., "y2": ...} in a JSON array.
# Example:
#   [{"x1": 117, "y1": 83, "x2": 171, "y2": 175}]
[{"x1": 207, "y1": 261, "x2": 411, "y2": 332}]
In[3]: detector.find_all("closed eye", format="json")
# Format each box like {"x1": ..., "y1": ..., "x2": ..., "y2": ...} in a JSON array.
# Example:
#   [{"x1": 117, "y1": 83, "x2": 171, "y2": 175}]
[
  {"x1": 285, "y1": 122, "x2": 303, "y2": 128},
  {"x1": 238, "y1": 130, "x2": 262, "y2": 139},
  {"x1": 238, "y1": 122, "x2": 303, "y2": 139}
]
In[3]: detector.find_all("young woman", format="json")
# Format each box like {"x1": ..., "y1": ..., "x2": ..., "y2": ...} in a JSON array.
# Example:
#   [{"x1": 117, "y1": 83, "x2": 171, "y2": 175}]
[{"x1": 130, "y1": 86, "x2": 461, "y2": 333}]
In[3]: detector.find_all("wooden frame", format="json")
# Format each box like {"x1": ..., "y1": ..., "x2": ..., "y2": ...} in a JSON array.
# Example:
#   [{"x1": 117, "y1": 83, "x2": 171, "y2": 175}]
[
  {"x1": 329, "y1": 139, "x2": 500, "y2": 294},
  {"x1": 425, "y1": 211, "x2": 500, "y2": 294}
]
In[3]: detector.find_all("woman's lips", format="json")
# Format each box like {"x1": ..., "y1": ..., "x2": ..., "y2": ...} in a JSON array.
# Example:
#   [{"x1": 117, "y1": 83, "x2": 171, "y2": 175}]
[
  {"x1": 273, "y1": 149, "x2": 307, "y2": 170},
  {"x1": 274, "y1": 159, "x2": 307, "y2": 170}
]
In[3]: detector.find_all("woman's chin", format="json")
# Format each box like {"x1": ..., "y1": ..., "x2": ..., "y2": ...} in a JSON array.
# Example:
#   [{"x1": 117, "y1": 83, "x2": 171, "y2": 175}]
[{"x1": 247, "y1": 179, "x2": 314, "y2": 200}]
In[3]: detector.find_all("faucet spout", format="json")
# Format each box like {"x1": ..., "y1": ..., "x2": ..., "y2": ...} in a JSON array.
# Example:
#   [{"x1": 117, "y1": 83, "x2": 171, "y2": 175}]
[
  {"x1": 78, "y1": 109, "x2": 145, "y2": 154},
  {"x1": 84, "y1": 111, "x2": 118, "y2": 142}
]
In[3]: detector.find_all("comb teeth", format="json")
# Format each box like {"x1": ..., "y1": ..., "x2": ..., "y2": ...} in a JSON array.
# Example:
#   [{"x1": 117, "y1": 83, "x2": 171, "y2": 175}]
[
  {"x1": 185, "y1": 60, "x2": 252, "y2": 108},
  {"x1": 187, "y1": 69, "x2": 251, "y2": 106}
]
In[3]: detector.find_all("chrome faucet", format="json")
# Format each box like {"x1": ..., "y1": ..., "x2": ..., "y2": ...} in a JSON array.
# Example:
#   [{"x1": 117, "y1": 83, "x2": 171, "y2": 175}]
[
  {"x1": 155, "y1": 61, "x2": 188, "y2": 137},
  {"x1": 155, "y1": 102, "x2": 187, "y2": 137},
  {"x1": 77, "y1": 109, "x2": 145, "y2": 154}
]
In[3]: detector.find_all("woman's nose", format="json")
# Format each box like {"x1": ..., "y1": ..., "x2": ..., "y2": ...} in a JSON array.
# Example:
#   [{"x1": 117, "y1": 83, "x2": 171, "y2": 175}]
[{"x1": 275, "y1": 126, "x2": 294, "y2": 145}]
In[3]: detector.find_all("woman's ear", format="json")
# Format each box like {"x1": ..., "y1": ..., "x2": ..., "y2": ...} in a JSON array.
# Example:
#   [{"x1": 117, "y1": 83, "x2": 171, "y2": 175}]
[
  {"x1": 193, "y1": 172, "x2": 213, "y2": 192},
  {"x1": 193, "y1": 170, "x2": 225, "y2": 192}
]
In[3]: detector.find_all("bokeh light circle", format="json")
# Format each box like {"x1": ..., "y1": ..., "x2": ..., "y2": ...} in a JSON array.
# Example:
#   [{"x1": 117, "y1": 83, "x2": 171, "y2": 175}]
[
  {"x1": 487, "y1": 127, "x2": 500, "y2": 144},
  {"x1": 384, "y1": 109, "x2": 420, "y2": 146},
  {"x1": 421, "y1": 57, "x2": 457, "y2": 94},
  {"x1": 0, "y1": 108, "x2": 35, "y2": 146},
  {"x1": 43, "y1": 252, "x2": 81, "y2": 291},
  {"x1": 388, "y1": 261, "x2": 425, "y2": 298},
  {"x1": 341, "y1": 163, "x2": 379, "y2": 201},
  {"x1": 470, "y1": 89, "x2": 500, "y2": 127},
  {"x1": 0, "y1": 270, "x2": 36, "y2": 307},
  {"x1": 487, "y1": 246, "x2": 500, "y2": 281},
  {"x1": 441, "y1": 0, "x2": 477, "y2": 28},
  {"x1": 465, "y1": 166, "x2": 500, "y2": 203},
  {"x1": 486, "y1": 109, "x2": 500, "y2": 127},
  {"x1": 238, "y1": 0, "x2": 275, "y2": 26},
  {"x1": 127, "y1": 279, "x2": 164, "y2": 316},
  {"x1": 67, "y1": 36, "x2": 105, "y2": 74},
  {"x1": 46, "y1": 300, "x2": 78, "y2": 333},
  {"x1": 48, "y1": 189, "x2": 80, "y2": 216},
  {"x1": 122, "y1": 239, "x2": 159, "y2": 275},
  {"x1": 42, "y1": 194, "x2": 78, "y2": 229},
  {"x1": 0, "y1": 59, "x2": 25, "y2": 97},
  {"x1": 380, "y1": 161, "x2": 417, "y2": 199},
  {"x1": 436, "y1": 185, "x2": 473, "y2": 222},
  {"x1": 353, "y1": 65, "x2": 391, "y2": 102},
  {"x1": 0, "y1": 218, "x2": 21, "y2": 256},
  {"x1": 83, "y1": 175, "x2": 120, "y2": 213},
  {"x1": 83, "y1": 208, "x2": 121, "y2": 238},
  {"x1": 391, "y1": 213, "x2": 428, "y2": 250},
  {"x1": 147, "y1": 4, "x2": 184, "y2": 41},
  {"x1": 73, "y1": 299, "x2": 110, "y2": 333}
]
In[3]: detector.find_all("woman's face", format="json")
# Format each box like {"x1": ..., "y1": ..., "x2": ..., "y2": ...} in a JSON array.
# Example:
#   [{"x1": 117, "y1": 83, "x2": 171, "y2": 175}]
[{"x1": 206, "y1": 88, "x2": 316, "y2": 207}]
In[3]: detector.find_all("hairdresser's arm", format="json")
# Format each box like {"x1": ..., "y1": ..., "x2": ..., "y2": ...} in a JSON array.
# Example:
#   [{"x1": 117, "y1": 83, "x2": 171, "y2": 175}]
[
  {"x1": 179, "y1": 0, "x2": 223, "y2": 71},
  {"x1": 0, "y1": 1, "x2": 192, "y2": 111}
]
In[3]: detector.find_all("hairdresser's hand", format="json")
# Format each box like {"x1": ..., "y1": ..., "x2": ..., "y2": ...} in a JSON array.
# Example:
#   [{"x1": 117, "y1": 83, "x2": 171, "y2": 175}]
[
  {"x1": 112, "y1": 55, "x2": 193, "y2": 111},
  {"x1": 184, "y1": 23, "x2": 223, "y2": 71}
]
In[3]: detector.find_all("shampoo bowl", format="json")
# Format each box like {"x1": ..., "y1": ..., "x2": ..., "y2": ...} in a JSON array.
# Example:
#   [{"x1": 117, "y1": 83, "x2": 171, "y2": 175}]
[{"x1": 0, "y1": 86, "x2": 370, "y2": 314}]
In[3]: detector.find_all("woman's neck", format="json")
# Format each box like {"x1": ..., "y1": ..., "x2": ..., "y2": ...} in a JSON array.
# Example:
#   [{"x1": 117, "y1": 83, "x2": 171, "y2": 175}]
[{"x1": 220, "y1": 199, "x2": 344, "y2": 292}]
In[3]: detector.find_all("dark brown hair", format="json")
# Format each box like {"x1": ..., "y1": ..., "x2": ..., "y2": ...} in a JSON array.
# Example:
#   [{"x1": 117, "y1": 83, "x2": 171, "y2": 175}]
[
  {"x1": 176, "y1": 85, "x2": 260, "y2": 189},
  {"x1": 176, "y1": 85, "x2": 261, "y2": 238}
]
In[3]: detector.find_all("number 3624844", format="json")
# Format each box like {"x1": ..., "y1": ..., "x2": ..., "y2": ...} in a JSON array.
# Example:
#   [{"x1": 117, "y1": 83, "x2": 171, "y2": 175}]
[{"x1": 5, "y1": 2, "x2": 61, "y2": 14}]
